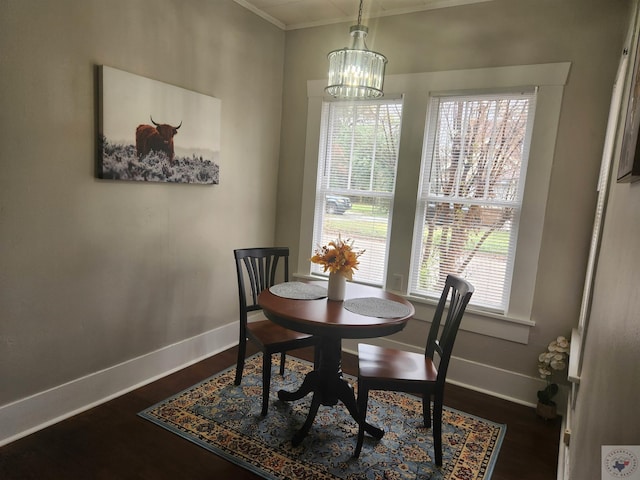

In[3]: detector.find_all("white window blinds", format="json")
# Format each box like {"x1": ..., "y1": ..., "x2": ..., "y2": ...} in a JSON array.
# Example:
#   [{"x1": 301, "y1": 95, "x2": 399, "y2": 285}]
[
  {"x1": 410, "y1": 91, "x2": 536, "y2": 311},
  {"x1": 312, "y1": 99, "x2": 404, "y2": 285}
]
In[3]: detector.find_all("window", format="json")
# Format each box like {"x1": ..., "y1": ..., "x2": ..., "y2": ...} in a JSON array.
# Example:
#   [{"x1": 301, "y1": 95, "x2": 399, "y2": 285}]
[
  {"x1": 312, "y1": 99, "x2": 404, "y2": 285},
  {"x1": 410, "y1": 92, "x2": 536, "y2": 312},
  {"x1": 302, "y1": 64, "x2": 568, "y2": 340}
]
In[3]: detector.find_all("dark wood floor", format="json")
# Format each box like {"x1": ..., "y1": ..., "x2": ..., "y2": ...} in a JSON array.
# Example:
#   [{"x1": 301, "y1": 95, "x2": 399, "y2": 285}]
[{"x1": 0, "y1": 346, "x2": 561, "y2": 479}]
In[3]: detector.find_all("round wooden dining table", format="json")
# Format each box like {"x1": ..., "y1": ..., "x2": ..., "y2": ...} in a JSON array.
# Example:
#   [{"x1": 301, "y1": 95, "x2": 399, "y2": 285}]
[{"x1": 258, "y1": 280, "x2": 415, "y2": 447}]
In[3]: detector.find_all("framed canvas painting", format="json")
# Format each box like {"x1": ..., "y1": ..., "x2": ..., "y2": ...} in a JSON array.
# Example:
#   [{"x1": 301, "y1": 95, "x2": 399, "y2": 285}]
[
  {"x1": 98, "y1": 65, "x2": 220, "y2": 184},
  {"x1": 618, "y1": 40, "x2": 640, "y2": 183}
]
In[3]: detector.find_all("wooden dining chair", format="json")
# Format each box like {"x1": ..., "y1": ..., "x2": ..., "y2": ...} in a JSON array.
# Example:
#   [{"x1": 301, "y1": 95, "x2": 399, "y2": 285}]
[
  {"x1": 354, "y1": 274, "x2": 474, "y2": 466},
  {"x1": 234, "y1": 247, "x2": 318, "y2": 416}
]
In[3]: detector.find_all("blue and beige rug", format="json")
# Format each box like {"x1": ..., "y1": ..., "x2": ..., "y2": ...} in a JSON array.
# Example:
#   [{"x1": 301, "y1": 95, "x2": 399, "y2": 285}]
[{"x1": 139, "y1": 354, "x2": 505, "y2": 479}]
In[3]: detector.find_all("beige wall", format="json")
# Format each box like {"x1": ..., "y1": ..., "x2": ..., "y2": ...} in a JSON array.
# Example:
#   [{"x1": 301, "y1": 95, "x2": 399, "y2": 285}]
[
  {"x1": 572, "y1": 153, "x2": 640, "y2": 475},
  {"x1": 277, "y1": 0, "x2": 628, "y2": 379},
  {"x1": 0, "y1": 0, "x2": 284, "y2": 406},
  {"x1": 571, "y1": 1, "x2": 640, "y2": 475}
]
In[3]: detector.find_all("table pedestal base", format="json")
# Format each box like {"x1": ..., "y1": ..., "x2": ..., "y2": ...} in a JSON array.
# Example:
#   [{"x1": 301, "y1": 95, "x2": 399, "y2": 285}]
[{"x1": 277, "y1": 337, "x2": 384, "y2": 447}]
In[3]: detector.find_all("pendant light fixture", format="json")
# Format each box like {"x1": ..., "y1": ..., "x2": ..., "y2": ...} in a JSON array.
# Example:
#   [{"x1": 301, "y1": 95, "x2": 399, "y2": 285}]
[{"x1": 325, "y1": 0, "x2": 387, "y2": 99}]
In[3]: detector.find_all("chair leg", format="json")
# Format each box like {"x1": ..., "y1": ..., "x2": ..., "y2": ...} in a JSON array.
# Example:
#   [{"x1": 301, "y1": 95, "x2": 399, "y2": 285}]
[
  {"x1": 423, "y1": 393, "x2": 432, "y2": 428},
  {"x1": 279, "y1": 352, "x2": 286, "y2": 376},
  {"x1": 433, "y1": 393, "x2": 443, "y2": 467},
  {"x1": 261, "y1": 353, "x2": 272, "y2": 416},
  {"x1": 234, "y1": 338, "x2": 247, "y2": 385},
  {"x1": 353, "y1": 383, "x2": 369, "y2": 458}
]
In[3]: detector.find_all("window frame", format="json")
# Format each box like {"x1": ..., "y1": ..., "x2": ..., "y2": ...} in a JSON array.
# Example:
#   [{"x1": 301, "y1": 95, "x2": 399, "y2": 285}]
[
  {"x1": 311, "y1": 99, "x2": 405, "y2": 286},
  {"x1": 299, "y1": 63, "x2": 569, "y2": 343},
  {"x1": 410, "y1": 91, "x2": 538, "y2": 313}
]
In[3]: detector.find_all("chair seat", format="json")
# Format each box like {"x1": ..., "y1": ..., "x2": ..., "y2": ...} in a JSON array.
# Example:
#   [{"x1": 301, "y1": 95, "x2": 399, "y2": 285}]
[
  {"x1": 248, "y1": 319, "x2": 316, "y2": 349},
  {"x1": 358, "y1": 343, "x2": 438, "y2": 383}
]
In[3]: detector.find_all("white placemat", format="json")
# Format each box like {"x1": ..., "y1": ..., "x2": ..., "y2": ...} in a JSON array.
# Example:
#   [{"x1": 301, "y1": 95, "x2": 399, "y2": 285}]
[
  {"x1": 269, "y1": 282, "x2": 327, "y2": 300},
  {"x1": 343, "y1": 297, "x2": 412, "y2": 318}
]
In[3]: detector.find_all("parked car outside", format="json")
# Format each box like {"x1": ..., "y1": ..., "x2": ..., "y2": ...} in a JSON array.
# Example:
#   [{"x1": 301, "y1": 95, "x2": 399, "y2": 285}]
[{"x1": 325, "y1": 195, "x2": 352, "y2": 215}]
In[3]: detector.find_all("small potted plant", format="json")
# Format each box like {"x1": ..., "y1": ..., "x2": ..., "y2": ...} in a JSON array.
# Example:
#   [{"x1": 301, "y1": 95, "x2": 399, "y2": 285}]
[{"x1": 536, "y1": 335, "x2": 570, "y2": 419}]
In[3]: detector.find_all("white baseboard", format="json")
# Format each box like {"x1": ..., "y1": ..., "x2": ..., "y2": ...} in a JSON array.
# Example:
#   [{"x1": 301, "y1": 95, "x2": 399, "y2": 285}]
[
  {"x1": 2, "y1": 322, "x2": 557, "y2": 448},
  {"x1": 0, "y1": 322, "x2": 238, "y2": 447}
]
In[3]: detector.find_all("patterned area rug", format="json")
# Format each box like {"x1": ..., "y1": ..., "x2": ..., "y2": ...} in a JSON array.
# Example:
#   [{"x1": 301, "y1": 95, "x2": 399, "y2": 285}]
[{"x1": 139, "y1": 354, "x2": 505, "y2": 480}]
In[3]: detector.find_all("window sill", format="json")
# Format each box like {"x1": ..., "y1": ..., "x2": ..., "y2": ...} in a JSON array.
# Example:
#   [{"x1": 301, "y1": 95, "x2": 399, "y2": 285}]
[{"x1": 406, "y1": 293, "x2": 534, "y2": 344}]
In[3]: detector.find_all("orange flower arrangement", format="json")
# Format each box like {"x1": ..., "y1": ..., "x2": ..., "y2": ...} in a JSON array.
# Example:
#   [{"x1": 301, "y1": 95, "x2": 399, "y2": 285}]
[{"x1": 310, "y1": 235, "x2": 364, "y2": 281}]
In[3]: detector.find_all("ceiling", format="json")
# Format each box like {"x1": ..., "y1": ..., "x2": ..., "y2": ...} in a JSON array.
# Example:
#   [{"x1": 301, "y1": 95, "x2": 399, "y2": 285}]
[{"x1": 233, "y1": 0, "x2": 494, "y2": 30}]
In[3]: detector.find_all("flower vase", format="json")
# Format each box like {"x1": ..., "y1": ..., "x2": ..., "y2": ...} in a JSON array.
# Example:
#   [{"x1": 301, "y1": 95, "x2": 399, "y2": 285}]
[{"x1": 327, "y1": 273, "x2": 346, "y2": 301}]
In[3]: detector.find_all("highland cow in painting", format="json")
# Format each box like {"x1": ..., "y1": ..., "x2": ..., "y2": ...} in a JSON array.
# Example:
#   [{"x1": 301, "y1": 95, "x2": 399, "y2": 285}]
[{"x1": 136, "y1": 117, "x2": 182, "y2": 163}]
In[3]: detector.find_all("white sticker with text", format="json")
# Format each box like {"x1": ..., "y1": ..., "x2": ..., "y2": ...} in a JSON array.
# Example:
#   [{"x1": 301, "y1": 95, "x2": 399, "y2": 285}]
[{"x1": 603, "y1": 446, "x2": 640, "y2": 479}]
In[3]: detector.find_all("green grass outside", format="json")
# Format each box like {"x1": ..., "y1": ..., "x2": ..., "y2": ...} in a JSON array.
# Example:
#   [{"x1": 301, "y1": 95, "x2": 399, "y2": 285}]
[
  {"x1": 325, "y1": 216, "x2": 388, "y2": 237},
  {"x1": 325, "y1": 202, "x2": 510, "y2": 255},
  {"x1": 349, "y1": 203, "x2": 389, "y2": 216}
]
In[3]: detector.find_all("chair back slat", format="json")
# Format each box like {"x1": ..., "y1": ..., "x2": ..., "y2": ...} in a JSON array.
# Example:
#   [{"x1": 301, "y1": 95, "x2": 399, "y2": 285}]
[
  {"x1": 234, "y1": 247, "x2": 290, "y2": 322},
  {"x1": 424, "y1": 275, "x2": 474, "y2": 386}
]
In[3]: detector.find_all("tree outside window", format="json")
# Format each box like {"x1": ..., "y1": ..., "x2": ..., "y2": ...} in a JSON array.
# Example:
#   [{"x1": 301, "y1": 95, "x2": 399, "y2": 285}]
[{"x1": 411, "y1": 93, "x2": 536, "y2": 311}]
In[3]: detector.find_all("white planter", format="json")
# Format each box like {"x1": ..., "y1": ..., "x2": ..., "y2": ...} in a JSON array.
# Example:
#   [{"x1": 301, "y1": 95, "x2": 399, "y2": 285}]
[{"x1": 327, "y1": 273, "x2": 346, "y2": 301}]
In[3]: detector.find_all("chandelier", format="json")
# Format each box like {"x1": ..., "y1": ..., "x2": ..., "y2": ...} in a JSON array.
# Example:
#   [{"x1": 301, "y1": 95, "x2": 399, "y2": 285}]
[{"x1": 325, "y1": 0, "x2": 387, "y2": 99}]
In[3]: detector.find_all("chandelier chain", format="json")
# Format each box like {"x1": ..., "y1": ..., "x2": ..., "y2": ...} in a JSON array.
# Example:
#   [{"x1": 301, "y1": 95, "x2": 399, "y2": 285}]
[{"x1": 357, "y1": 0, "x2": 363, "y2": 25}]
